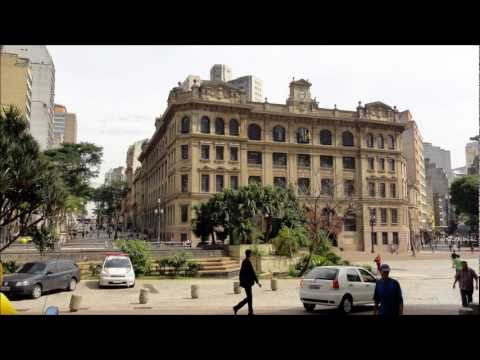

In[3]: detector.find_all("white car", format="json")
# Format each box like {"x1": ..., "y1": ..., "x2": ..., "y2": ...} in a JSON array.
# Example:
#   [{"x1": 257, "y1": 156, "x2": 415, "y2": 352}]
[
  {"x1": 98, "y1": 253, "x2": 135, "y2": 288},
  {"x1": 299, "y1": 266, "x2": 377, "y2": 314}
]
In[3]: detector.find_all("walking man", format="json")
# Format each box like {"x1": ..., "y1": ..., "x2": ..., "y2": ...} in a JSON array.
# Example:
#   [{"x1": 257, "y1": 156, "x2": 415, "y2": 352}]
[
  {"x1": 233, "y1": 249, "x2": 262, "y2": 315},
  {"x1": 453, "y1": 261, "x2": 478, "y2": 307},
  {"x1": 374, "y1": 254, "x2": 382, "y2": 273},
  {"x1": 373, "y1": 264, "x2": 404, "y2": 317}
]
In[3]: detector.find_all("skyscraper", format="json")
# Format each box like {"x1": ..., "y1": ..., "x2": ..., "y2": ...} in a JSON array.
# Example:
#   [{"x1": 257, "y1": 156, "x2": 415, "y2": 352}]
[
  {"x1": 228, "y1": 75, "x2": 264, "y2": 102},
  {"x1": 465, "y1": 141, "x2": 479, "y2": 168},
  {"x1": 210, "y1": 64, "x2": 232, "y2": 82},
  {"x1": 53, "y1": 104, "x2": 78, "y2": 147},
  {"x1": 423, "y1": 142, "x2": 453, "y2": 184}
]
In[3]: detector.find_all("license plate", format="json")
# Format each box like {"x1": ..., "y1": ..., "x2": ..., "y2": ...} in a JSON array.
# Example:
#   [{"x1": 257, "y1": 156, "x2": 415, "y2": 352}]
[
  {"x1": 1, "y1": 286, "x2": 10, "y2": 291},
  {"x1": 112, "y1": 281, "x2": 123, "y2": 284},
  {"x1": 309, "y1": 285, "x2": 321, "y2": 289}
]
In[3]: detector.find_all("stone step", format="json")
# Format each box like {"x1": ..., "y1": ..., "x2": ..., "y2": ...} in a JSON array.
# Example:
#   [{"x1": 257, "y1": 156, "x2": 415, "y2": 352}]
[
  {"x1": 197, "y1": 269, "x2": 239, "y2": 278},
  {"x1": 199, "y1": 265, "x2": 240, "y2": 271}
]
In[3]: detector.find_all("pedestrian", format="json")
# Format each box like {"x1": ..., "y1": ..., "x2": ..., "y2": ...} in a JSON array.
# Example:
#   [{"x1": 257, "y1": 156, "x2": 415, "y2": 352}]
[
  {"x1": 450, "y1": 250, "x2": 459, "y2": 268},
  {"x1": 453, "y1": 261, "x2": 479, "y2": 307},
  {"x1": 373, "y1": 264, "x2": 404, "y2": 317},
  {"x1": 453, "y1": 254, "x2": 463, "y2": 275},
  {"x1": 470, "y1": 241, "x2": 474, "y2": 253},
  {"x1": 374, "y1": 254, "x2": 382, "y2": 272},
  {"x1": 233, "y1": 249, "x2": 262, "y2": 315}
]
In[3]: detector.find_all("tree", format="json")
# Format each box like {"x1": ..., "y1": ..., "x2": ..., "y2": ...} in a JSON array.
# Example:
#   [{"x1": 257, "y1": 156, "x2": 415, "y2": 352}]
[
  {"x1": 0, "y1": 107, "x2": 68, "y2": 253},
  {"x1": 450, "y1": 175, "x2": 479, "y2": 233}
]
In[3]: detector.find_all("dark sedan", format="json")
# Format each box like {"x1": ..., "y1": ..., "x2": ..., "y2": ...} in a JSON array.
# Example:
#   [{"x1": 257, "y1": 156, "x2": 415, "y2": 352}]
[{"x1": 1, "y1": 260, "x2": 80, "y2": 299}]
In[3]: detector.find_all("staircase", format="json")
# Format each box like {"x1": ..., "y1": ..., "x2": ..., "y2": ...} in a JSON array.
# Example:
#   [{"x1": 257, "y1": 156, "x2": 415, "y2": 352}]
[{"x1": 196, "y1": 257, "x2": 241, "y2": 278}]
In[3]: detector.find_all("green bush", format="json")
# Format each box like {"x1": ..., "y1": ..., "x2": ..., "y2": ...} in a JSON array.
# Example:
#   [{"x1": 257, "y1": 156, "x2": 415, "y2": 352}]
[
  {"x1": 168, "y1": 252, "x2": 191, "y2": 276},
  {"x1": 186, "y1": 261, "x2": 200, "y2": 276},
  {"x1": 2, "y1": 261, "x2": 19, "y2": 274},
  {"x1": 288, "y1": 264, "x2": 300, "y2": 277},
  {"x1": 250, "y1": 244, "x2": 267, "y2": 257},
  {"x1": 360, "y1": 264, "x2": 373, "y2": 273},
  {"x1": 271, "y1": 226, "x2": 307, "y2": 257},
  {"x1": 116, "y1": 239, "x2": 152, "y2": 275}
]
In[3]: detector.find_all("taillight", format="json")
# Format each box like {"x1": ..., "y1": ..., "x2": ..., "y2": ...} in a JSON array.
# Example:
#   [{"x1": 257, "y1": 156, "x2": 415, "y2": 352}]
[{"x1": 332, "y1": 279, "x2": 339, "y2": 289}]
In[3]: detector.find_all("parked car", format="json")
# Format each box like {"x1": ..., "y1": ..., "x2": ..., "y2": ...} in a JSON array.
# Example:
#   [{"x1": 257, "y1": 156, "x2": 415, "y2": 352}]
[
  {"x1": 1, "y1": 260, "x2": 80, "y2": 299},
  {"x1": 98, "y1": 253, "x2": 135, "y2": 288},
  {"x1": 299, "y1": 266, "x2": 377, "y2": 314}
]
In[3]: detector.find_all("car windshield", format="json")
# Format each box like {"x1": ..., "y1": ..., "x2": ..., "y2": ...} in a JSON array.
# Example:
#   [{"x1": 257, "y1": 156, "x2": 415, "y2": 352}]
[
  {"x1": 304, "y1": 268, "x2": 338, "y2": 280},
  {"x1": 17, "y1": 262, "x2": 47, "y2": 274},
  {"x1": 104, "y1": 258, "x2": 130, "y2": 268}
]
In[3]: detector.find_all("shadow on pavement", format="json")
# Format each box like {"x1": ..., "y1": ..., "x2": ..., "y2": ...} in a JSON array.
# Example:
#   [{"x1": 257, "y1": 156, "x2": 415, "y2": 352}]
[{"x1": 8, "y1": 288, "x2": 67, "y2": 302}]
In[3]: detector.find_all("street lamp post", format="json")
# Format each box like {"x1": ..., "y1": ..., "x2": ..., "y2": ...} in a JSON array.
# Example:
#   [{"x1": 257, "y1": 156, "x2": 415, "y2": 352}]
[
  {"x1": 155, "y1": 198, "x2": 163, "y2": 245},
  {"x1": 370, "y1": 213, "x2": 376, "y2": 254}
]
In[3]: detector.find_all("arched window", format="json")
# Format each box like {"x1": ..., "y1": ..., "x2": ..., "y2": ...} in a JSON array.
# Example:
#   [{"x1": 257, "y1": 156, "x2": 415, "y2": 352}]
[
  {"x1": 343, "y1": 209, "x2": 356, "y2": 231},
  {"x1": 297, "y1": 127, "x2": 310, "y2": 144},
  {"x1": 180, "y1": 116, "x2": 190, "y2": 134},
  {"x1": 248, "y1": 124, "x2": 262, "y2": 141},
  {"x1": 378, "y1": 135, "x2": 384, "y2": 149},
  {"x1": 215, "y1": 118, "x2": 225, "y2": 135},
  {"x1": 200, "y1": 116, "x2": 210, "y2": 134},
  {"x1": 387, "y1": 135, "x2": 395, "y2": 149},
  {"x1": 320, "y1": 129, "x2": 332, "y2": 145},
  {"x1": 272, "y1": 125, "x2": 286, "y2": 142},
  {"x1": 342, "y1": 131, "x2": 354, "y2": 147},
  {"x1": 229, "y1": 119, "x2": 239, "y2": 136},
  {"x1": 366, "y1": 133, "x2": 374, "y2": 148}
]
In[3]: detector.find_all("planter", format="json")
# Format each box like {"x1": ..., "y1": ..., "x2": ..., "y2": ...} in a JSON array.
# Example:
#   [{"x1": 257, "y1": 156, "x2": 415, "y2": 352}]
[
  {"x1": 253, "y1": 255, "x2": 301, "y2": 274},
  {"x1": 228, "y1": 244, "x2": 273, "y2": 259},
  {"x1": 191, "y1": 284, "x2": 199, "y2": 299}
]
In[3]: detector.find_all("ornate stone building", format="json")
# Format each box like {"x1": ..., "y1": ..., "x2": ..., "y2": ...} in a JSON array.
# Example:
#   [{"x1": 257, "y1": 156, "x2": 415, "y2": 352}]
[{"x1": 136, "y1": 77, "x2": 410, "y2": 252}]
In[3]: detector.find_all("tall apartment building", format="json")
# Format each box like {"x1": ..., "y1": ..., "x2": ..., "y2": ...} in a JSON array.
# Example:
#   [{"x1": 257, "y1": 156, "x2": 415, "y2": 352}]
[
  {"x1": 423, "y1": 142, "x2": 453, "y2": 184},
  {"x1": 398, "y1": 110, "x2": 431, "y2": 241},
  {"x1": 465, "y1": 141, "x2": 479, "y2": 169},
  {"x1": 2, "y1": 46, "x2": 55, "y2": 150},
  {"x1": 210, "y1": 64, "x2": 232, "y2": 82},
  {"x1": 105, "y1": 167, "x2": 125, "y2": 185},
  {"x1": 136, "y1": 77, "x2": 411, "y2": 252},
  {"x1": 425, "y1": 159, "x2": 450, "y2": 229},
  {"x1": 53, "y1": 104, "x2": 77, "y2": 147},
  {"x1": 0, "y1": 52, "x2": 32, "y2": 122},
  {"x1": 228, "y1": 75, "x2": 264, "y2": 102}
]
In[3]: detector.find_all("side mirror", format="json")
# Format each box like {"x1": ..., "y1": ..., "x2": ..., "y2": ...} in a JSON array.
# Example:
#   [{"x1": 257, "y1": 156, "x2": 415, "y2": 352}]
[{"x1": 44, "y1": 306, "x2": 59, "y2": 315}]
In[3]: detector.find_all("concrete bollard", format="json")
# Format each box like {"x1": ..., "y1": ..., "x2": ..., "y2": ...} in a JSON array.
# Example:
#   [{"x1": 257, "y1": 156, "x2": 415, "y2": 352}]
[
  {"x1": 139, "y1": 288, "x2": 149, "y2": 304},
  {"x1": 191, "y1": 284, "x2": 199, "y2": 299},
  {"x1": 69, "y1": 294, "x2": 82, "y2": 312},
  {"x1": 233, "y1": 281, "x2": 241, "y2": 294},
  {"x1": 271, "y1": 278, "x2": 278, "y2": 291}
]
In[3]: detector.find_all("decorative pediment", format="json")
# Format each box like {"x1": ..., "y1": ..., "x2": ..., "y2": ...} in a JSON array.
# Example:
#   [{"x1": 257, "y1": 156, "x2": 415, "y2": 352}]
[{"x1": 364, "y1": 101, "x2": 396, "y2": 121}]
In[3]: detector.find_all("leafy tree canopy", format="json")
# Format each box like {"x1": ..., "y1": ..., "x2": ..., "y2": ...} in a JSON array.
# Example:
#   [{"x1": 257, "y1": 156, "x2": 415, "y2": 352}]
[{"x1": 450, "y1": 175, "x2": 479, "y2": 230}]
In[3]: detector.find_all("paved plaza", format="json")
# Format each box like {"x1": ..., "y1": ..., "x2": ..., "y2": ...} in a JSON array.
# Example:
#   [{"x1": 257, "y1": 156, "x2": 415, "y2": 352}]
[{"x1": 6, "y1": 254, "x2": 479, "y2": 315}]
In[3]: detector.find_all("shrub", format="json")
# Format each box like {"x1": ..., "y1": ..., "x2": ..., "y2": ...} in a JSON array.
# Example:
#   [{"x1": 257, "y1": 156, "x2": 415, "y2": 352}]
[
  {"x1": 117, "y1": 239, "x2": 152, "y2": 275},
  {"x1": 288, "y1": 264, "x2": 300, "y2": 277},
  {"x1": 89, "y1": 263, "x2": 101, "y2": 277},
  {"x1": 271, "y1": 226, "x2": 305, "y2": 257},
  {"x1": 250, "y1": 244, "x2": 267, "y2": 257},
  {"x1": 2, "y1": 261, "x2": 19, "y2": 274},
  {"x1": 168, "y1": 252, "x2": 191, "y2": 276},
  {"x1": 186, "y1": 261, "x2": 200, "y2": 276}
]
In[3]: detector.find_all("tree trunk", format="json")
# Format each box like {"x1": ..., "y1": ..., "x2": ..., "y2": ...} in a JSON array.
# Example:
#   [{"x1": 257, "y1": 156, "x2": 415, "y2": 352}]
[{"x1": 114, "y1": 212, "x2": 119, "y2": 240}]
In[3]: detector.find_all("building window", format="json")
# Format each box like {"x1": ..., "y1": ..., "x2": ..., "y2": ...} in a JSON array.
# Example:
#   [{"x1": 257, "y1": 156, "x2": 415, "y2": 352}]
[
  {"x1": 320, "y1": 129, "x2": 332, "y2": 145},
  {"x1": 378, "y1": 158, "x2": 385, "y2": 171},
  {"x1": 344, "y1": 180, "x2": 355, "y2": 197},
  {"x1": 274, "y1": 176, "x2": 286, "y2": 188},
  {"x1": 181, "y1": 233, "x2": 188, "y2": 242},
  {"x1": 342, "y1": 131, "x2": 354, "y2": 146},
  {"x1": 180, "y1": 116, "x2": 190, "y2": 134},
  {"x1": 297, "y1": 154, "x2": 311, "y2": 168},
  {"x1": 297, "y1": 127, "x2": 310, "y2": 144},
  {"x1": 181, "y1": 174, "x2": 188, "y2": 193},
  {"x1": 230, "y1": 175, "x2": 239, "y2": 190},
  {"x1": 201, "y1": 116, "x2": 210, "y2": 134},
  {"x1": 388, "y1": 159, "x2": 395, "y2": 172},
  {"x1": 249, "y1": 176, "x2": 261, "y2": 185},
  {"x1": 368, "y1": 157, "x2": 375, "y2": 170},
  {"x1": 298, "y1": 178, "x2": 310, "y2": 195},
  {"x1": 230, "y1": 147, "x2": 238, "y2": 161},
  {"x1": 368, "y1": 182, "x2": 376, "y2": 197},
  {"x1": 248, "y1": 151, "x2": 262, "y2": 165},
  {"x1": 372, "y1": 232, "x2": 378, "y2": 245},
  {"x1": 201, "y1": 145, "x2": 210, "y2": 160},
  {"x1": 320, "y1": 156, "x2": 333, "y2": 168},
  {"x1": 321, "y1": 179, "x2": 333, "y2": 195},
  {"x1": 391, "y1": 209, "x2": 398, "y2": 224},
  {"x1": 380, "y1": 208, "x2": 387, "y2": 224},
  {"x1": 215, "y1": 118, "x2": 225, "y2": 135},
  {"x1": 216, "y1": 175, "x2": 224, "y2": 192},
  {"x1": 216, "y1": 146, "x2": 224, "y2": 161},
  {"x1": 379, "y1": 183, "x2": 386, "y2": 198},
  {"x1": 343, "y1": 210, "x2": 356, "y2": 231},
  {"x1": 201, "y1": 175, "x2": 209, "y2": 192},
  {"x1": 366, "y1": 133, "x2": 374, "y2": 148},
  {"x1": 273, "y1": 126, "x2": 286, "y2": 142},
  {"x1": 378, "y1": 135, "x2": 384, "y2": 149},
  {"x1": 229, "y1": 119, "x2": 239, "y2": 136},
  {"x1": 248, "y1": 124, "x2": 262, "y2": 140},
  {"x1": 390, "y1": 183, "x2": 397, "y2": 198},
  {"x1": 382, "y1": 232, "x2": 389, "y2": 245},
  {"x1": 392, "y1": 232, "x2": 399, "y2": 245},
  {"x1": 343, "y1": 156, "x2": 355, "y2": 170},
  {"x1": 273, "y1": 152, "x2": 287, "y2": 167},
  {"x1": 387, "y1": 135, "x2": 395, "y2": 150},
  {"x1": 180, "y1": 205, "x2": 188, "y2": 223},
  {"x1": 181, "y1": 144, "x2": 189, "y2": 160}
]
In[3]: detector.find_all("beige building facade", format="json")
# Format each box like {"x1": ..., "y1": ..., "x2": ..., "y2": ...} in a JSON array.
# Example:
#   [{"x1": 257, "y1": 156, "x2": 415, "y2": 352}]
[
  {"x1": 53, "y1": 104, "x2": 77, "y2": 147},
  {"x1": 136, "y1": 78, "x2": 411, "y2": 252}
]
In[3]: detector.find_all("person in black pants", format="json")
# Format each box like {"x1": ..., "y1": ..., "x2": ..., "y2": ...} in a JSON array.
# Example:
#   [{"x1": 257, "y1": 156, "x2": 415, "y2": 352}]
[{"x1": 233, "y1": 249, "x2": 262, "y2": 315}]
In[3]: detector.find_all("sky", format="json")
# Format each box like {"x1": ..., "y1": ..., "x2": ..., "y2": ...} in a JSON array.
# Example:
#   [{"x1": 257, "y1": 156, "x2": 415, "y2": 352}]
[{"x1": 48, "y1": 45, "x2": 479, "y2": 186}]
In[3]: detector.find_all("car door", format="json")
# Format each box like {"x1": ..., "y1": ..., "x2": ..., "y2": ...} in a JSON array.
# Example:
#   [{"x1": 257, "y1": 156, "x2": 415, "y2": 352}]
[
  {"x1": 56, "y1": 261, "x2": 73, "y2": 289},
  {"x1": 345, "y1": 268, "x2": 365, "y2": 303},
  {"x1": 358, "y1": 268, "x2": 377, "y2": 304},
  {"x1": 44, "y1": 262, "x2": 62, "y2": 291}
]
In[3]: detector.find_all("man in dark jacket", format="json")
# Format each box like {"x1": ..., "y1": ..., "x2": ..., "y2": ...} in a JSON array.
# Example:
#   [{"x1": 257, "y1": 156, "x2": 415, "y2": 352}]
[
  {"x1": 373, "y1": 264, "x2": 404, "y2": 317},
  {"x1": 233, "y1": 249, "x2": 261, "y2": 315}
]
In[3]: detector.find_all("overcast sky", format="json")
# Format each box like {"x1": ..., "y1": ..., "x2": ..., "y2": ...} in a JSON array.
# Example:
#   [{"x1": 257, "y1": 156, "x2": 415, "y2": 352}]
[{"x1": 48, "y1": 45, "x2": 478, "y2": 186}]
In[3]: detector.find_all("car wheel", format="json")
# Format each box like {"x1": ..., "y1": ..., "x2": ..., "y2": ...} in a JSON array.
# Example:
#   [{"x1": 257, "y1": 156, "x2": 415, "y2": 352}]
[
  {"x1": 31, "y1": 284, "x2": 42, "y2": 299},
  {"x1": 339, "y1": 295, "x2": 353, "y2": 314},
  {"x1": 303, "y1": 303, "x2": 315, "y2": 312},
  {"x1": 68, "y1": 278, "x2": 77, "y2": 291}
]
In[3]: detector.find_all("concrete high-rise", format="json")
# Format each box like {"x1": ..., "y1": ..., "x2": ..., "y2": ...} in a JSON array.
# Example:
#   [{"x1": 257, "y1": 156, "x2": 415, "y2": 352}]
[
  {"x1": 210, "y1": 64, "x2": 232, "y2": 82},
  {"x1": 465, "y1": 141, "x2": 479, "y2": 168},
  {"x1": 105, "y1": 167, "x2": 125, "y2": 185},
  {"x1": 228, "y1": 75, "x2": 264, "y2": 102},
  {"x1": 423, "y1": 142, "x2": 453, "y2": 184},
  {"x1": 2, "y1": 46, "x2": 55, "y2": 150},
  {"x1": 0, "y1": 52, "x2": 32, "y2": 122},
  {"x1": 53, "y1": 104, "x2": 77, "y2": 147},
  {"x1": 425, "y1": 159, "x2": 451, "y2": 229}
]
